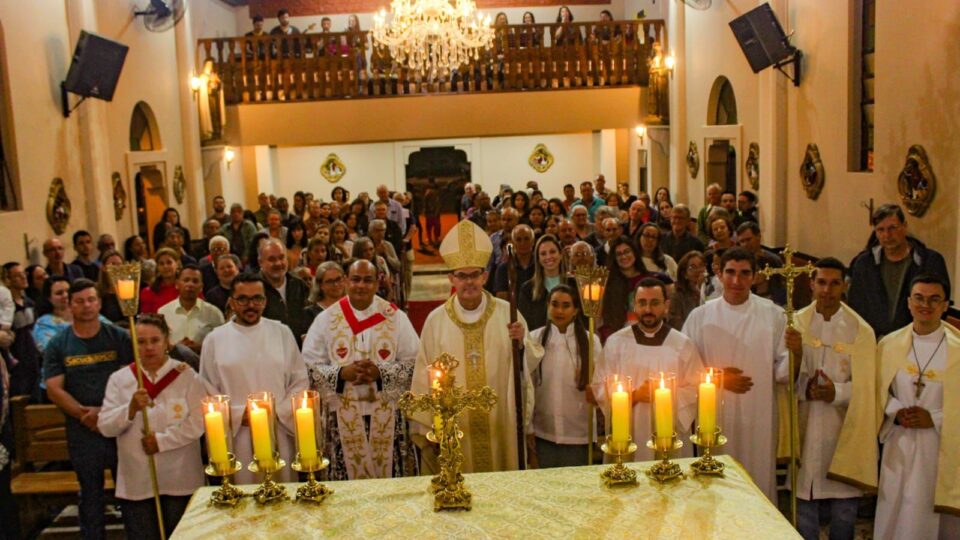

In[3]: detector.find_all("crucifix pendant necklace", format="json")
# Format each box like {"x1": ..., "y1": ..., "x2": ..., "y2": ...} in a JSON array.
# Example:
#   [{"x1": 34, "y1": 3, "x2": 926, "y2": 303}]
[{"x1": 911, "y1": 333, "x2": 946, "y2": 399}]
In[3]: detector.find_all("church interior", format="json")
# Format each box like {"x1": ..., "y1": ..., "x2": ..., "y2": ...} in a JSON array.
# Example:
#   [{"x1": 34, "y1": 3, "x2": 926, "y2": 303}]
[{"x1": 0, "y1": 0, "x2": 958, "y2": 538}]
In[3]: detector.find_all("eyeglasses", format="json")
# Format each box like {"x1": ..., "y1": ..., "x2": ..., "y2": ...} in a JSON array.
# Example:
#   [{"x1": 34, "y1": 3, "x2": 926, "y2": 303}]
[
  {"x1": 232, "y1": 294, "x2": 266, "y2": 306},
  {"x1": 322, "y1": 276, "x2": 345, "y2": 285},
  {"x1": 909, "y1": 294, "x2": 945, "y2": 307},
  {"x1": 452, "y1": 270, "x2": 485, "y2": 282}
]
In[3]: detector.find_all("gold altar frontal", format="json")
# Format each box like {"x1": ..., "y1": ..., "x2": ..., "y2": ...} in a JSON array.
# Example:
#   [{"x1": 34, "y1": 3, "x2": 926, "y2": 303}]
[{"x1": 171, "y1": 455, "x2": 798, "y2": 539}]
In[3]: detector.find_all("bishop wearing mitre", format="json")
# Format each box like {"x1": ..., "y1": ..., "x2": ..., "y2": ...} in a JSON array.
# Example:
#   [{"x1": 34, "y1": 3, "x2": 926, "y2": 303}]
[{"x1": 411, "y1": 220, "x2": 540, "y2": 473}]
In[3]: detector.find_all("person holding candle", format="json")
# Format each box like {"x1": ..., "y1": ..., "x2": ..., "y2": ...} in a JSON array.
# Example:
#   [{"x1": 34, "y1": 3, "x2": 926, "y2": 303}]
[
  {"x1": 98, "y1": 314, "x2": 208, "y2": 539},
  {"x1": 784, "y1": 257, "x2": 878, "y2": 540},
  {"x1": 524, "y1": 284, "x2": 600, "y2": 468},
  {"x1": 682, "y1": 248, "x2": 789, "y2": 503},
  {"x1": 302, "y1": 259, "x2": 420, "y2": 480},
  {"x1": 594, "y1": 277, "x2": 703, "y2": 461},
  {"x1": 200, "y1": 272, "x2": 309, "y2": 483}
]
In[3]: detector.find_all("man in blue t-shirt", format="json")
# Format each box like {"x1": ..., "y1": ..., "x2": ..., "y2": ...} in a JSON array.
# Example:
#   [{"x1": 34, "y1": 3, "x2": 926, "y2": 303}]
[{"x1": 44, "y1": 279, "x2": 131, "y2": 540}]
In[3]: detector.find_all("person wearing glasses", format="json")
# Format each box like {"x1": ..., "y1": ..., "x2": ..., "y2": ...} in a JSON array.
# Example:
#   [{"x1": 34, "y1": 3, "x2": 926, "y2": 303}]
[
  {"x1": 873, "y1": 274, "x2": 959, "y2": 539},
  {"x1": 302, "y1": 259, "x2": 419, "y2": 480},
  {"x1": 411, "y1": 220, "x2": 539, "y2": 473},
  {"x1": 848, "y1": 204, "x2": 950, "y2": 338},
  {"x1": 199, "y1": 272, "x2": 308, "y2": 483}
]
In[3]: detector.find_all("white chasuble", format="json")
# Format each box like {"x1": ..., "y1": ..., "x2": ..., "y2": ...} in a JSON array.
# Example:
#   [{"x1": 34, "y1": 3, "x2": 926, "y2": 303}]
[
  {"x1": 302, "y1": 296, "x2": 419, "y2": 479},
  {"x1": 199, "y1": 318, "x2": 309, "y2": 483},
  {"x1": 682, "y1": 294, "x2": 788, "y2": 502},
  {"x1": 594, "y1": 323, "x2": 703, "y2": 461},
  {"x1": 412, "y1": 292, "x2": 539, "y2": 473}
]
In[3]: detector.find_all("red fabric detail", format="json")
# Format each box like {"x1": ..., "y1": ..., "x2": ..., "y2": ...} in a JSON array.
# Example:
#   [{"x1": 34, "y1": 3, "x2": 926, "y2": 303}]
[
  {"x1": 338, "y1": 297, "x2": 386, "y2": 335},
  {"x1": 129, "y1": 363, "x2": 182, "y2": 400}
]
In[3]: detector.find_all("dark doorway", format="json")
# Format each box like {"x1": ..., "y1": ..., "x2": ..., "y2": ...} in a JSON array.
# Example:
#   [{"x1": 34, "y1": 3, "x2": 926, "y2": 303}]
[
  {"x1": 135, "y1": 166, "x2": 166, "y2": 254},
  {"x1": 405, "y1": 147, "x2": 471, "y2": 261},
  {"x1": 706, "y1": 141, "x2": 737, "y2": 195}
]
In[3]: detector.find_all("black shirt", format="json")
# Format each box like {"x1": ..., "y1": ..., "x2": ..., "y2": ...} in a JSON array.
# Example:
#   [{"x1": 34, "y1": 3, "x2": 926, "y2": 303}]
[{"x1": 43, "y1": 323, "x2": 132, "y2": 408}]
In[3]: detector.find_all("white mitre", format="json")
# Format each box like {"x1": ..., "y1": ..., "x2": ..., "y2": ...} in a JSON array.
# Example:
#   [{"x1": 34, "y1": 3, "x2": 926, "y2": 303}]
[{"x1": 439, "y1": 220, "x2": 492, "y2": 270}]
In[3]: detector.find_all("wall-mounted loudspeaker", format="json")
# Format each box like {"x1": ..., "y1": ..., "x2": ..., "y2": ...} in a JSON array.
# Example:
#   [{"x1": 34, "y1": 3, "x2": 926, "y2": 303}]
[
  {"x1": 729, "y1": 3, "x2": 801, "y2": 85},
  {"x1": 61, "y1": 31, "x2": 129, "y2": 117}
]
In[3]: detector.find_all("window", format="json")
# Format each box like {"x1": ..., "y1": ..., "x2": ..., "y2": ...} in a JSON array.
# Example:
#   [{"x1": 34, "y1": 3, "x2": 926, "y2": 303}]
[
  {"x1": 849, "y1": 0, "x2": 875, "y2": 172},
  {"x1": 0, "y1": 20, "x2": 20, "y2": 211}
]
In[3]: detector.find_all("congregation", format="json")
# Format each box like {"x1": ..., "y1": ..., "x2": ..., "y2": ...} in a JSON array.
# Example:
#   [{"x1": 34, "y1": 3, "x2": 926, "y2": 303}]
[{"x1": 0, "y1": 174, "x2": 956, "y2": 540}]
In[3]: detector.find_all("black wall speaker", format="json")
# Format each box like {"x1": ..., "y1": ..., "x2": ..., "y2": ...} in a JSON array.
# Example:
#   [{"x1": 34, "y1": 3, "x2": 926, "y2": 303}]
[
  {"x1": 63, "y1": 31, "x2": 129, "y2": 101},
  {"x1": 729, "y1": 3, "x2": 794, "y2": 73}
]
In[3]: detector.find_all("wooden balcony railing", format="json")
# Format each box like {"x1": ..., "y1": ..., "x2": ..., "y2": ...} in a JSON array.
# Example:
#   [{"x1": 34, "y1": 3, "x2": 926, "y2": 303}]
[{"x1": 197, "y1": 20, "x2": 667, "y2": 106}]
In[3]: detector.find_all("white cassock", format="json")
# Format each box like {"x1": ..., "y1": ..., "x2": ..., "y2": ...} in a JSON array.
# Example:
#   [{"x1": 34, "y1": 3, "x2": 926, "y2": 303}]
[
  {"x1": 594, "y1": 323, "x2": 703, "y2": 461},
  {"x1": 301, "y1": 296, "x2": 419, "y2": 479},
  {"x1": 683, "y1": 294, "x2": 788, "y2": 502},
  {"x1": 412, "y1": 292, "x2": 539, "y2": 473},
  {"x1": 200, "y1": 318, "x2": 309, "y2": 483},
  {"x1": 875, "y1": 326, "x2": 960, "y2": 540}
]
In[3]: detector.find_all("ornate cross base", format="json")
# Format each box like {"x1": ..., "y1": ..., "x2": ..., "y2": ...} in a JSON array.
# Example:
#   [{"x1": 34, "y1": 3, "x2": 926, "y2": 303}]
[{"x1": 434, "y1": 481, "x2": 473, "y2": 511}]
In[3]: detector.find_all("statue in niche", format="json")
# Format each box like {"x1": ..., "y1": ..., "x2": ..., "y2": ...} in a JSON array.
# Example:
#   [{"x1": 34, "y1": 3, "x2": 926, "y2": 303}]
[
  {"x1": 745, "y1": 142, "x2": 759, "y2": 190},
  {"x1": 800, "y1": 143, "x2": 824, "y2": 200},
  {"x1": 173, "y1": 166, "x2": 186, "y2": 204},
  {"x1": 46, "y1": 177, "x2": 71, "y2": 234},
  {"x1": 897, "y1": 145, "x2": 936, "y2": 217},
  {"x1": 686, "y1": 141, "x2": 700, "y2": 178},
  {"x1": 112, "y1": 172, "x2": 127, "y2": 221}
]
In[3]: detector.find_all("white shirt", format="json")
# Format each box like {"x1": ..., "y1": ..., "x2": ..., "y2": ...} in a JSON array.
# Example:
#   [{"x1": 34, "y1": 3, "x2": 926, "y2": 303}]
[
  {"x1": 796, "y1": 309, "x2": 861, "y2": 500},
  {"x1": 0, "y1": 285, "x2": 13, "y2": 328},
  {"x1": 98, "y1": 359, "x2": 209, "y2": 500},
  {"x1": 641, "y1": 255, "x2": 678, "y2": 281},
  {"x1": 526, "y1": 324, "x2": 601, "y2": 445},
  {"x1": 158, "y1": 297, "x2": 224, "y2": 346}
]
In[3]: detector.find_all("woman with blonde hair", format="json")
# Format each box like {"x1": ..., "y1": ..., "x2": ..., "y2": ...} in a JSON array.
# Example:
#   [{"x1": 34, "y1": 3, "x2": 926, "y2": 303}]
[{"x1": 518, "y1": 234, "x2": 567, "y2": 331}]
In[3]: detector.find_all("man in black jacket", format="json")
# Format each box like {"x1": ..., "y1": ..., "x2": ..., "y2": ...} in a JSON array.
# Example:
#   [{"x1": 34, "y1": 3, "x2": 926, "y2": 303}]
[
  {"x1": 847, "y1": 204, "x2": 950, "y2": 337},
  {"x1": 258, "y1": 238, "x2": 311, "y2": 346}
]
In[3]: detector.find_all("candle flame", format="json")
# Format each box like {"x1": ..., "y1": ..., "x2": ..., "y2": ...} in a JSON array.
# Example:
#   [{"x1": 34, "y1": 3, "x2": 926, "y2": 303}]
[
  {"x1": 706, "y1": 371, "x2": 712, "y2": 384},
  {"x1": 207, "y1": 402, "x2": 214, "y2": 414},
  {"x1": 301, "y1": 397, "x2": 308, "y2": 410},
  {"x1": 617, "y1": 382, "x2": 624, "y2": 393},
  {"x1": 659, "y1": 372, "x2": 666, "y2": 390},
  {"x1": 251, "y1": 401, "x2": 260, "y2": 412}
]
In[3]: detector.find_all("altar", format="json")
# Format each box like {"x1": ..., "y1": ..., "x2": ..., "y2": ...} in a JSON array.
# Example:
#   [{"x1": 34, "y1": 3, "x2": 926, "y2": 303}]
[{"x1": 171, "y1": 455, "x2": 797, "y2": 539}]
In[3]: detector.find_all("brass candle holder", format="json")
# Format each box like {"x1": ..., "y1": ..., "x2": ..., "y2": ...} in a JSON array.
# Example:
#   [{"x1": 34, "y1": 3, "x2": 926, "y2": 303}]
[
  {"x1": 290, "y1": 390, "x2": 333, "y2": 504},
  {"x1": 600, "y1": 375, "x2": 638, "y2": 486},
  {"x1": 573, "y1": 264, "x2": 608, "y2": 466},
  {"x1": 645, "y1": 372, "x2": 683, "y2": 483},
  {"x1": 202, "y1": 395, "x2": 246, "y2": 506},
  {"x1": 690, "y1": 368, "x2": 727, "y2": 477},
  {"x1": 246, "y1": 392, "x2": 288, "y2": 504},
  {"x1": 399, "y1": 353, "x2": 497, "y2": 511}
]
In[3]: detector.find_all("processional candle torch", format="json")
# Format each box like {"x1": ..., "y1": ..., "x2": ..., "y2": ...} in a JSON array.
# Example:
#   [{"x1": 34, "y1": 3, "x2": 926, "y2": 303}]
[
  {"x1": 573, "y1": 264, "x2": 608, "y2": 466},
  {"x1": 202, "y1": 395, "x2": 246, "y2": 506},
  {"x1": 290, "y1": 389, "x2": 333, "y2": 503},
  {"x1": 691, "y1": 368, "x2": 727, "y2": 476},
  {"x1": 600, "y1": 375, "x2": 638, "y2": 486},
  {"x1": 645, "y1": 372, "x2": 683, "y2": 483},
  {"x1": 246, "y1": 391, "x2": 288, "y2": 504}
]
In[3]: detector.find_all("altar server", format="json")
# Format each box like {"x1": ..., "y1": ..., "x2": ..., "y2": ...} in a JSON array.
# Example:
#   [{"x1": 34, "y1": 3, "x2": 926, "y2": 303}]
[
  {"x1": 412, "y1": 220, "x2": 540, "y2": 473},
  {"x1": 683, "y1": 247, "x2": 789, "y2": 502},
  {"x1": 874, "y1": 274, "x2": 960, "y2": 540},
  {"x1": 99, "y1": 314, "x2": 208, "y2": 538},
  {"x1": 595, "y1": 277, "x2": 703, "y2": 461},
  {"x1": 200, "y1": 273, "x2": 309, "y2": 483},
  {"x1": 785, "y1": 258, "x2": 877, "y2": 540},
  {"x1": 524, "y1": 284, "x2": 600, "y2": 467},
  {"x1": 302, "y1": 259, "x2": 420, "y2": 479}
]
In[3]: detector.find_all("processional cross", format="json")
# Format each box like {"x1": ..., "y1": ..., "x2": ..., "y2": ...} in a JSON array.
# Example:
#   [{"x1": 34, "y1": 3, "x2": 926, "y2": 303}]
[{"x1": 759, "y1": 245, "x2": 814, "y2": 528}]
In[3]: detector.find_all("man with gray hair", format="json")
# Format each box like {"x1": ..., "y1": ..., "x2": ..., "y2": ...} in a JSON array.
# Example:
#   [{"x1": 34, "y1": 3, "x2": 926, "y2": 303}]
[
  {"x1": 661, "y1": 203, "x2": 705, "y2": 262},
  {"x1": 258, "y1": 238, "x2": 311, "y2": 345},
  {"x1": 494, "y1": 224, "x2": 535, "y2": 300},
  {"x1": 367, "y1": 184, "x2": 406, "y2": 234},
  {"x1": 569, "y1": 240, "x2": 596, "y2": 269},
  {"x1": 200, "y1": 234, "x2": 231, "y2": 291},
  {"x1": 697, "y1": 183, "x2": 723, "y2": 241}
]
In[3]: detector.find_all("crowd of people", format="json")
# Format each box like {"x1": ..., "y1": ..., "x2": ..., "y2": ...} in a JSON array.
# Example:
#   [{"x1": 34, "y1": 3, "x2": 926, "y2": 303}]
[{"x1": 0, "y1": 175, "x2": 955, "y2": 540}]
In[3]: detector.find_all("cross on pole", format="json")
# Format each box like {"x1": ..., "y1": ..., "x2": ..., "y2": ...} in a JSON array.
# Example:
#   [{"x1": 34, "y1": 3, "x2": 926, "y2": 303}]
[{"x1": 758, "y1": 245, "x2": 814, "y2": 529}]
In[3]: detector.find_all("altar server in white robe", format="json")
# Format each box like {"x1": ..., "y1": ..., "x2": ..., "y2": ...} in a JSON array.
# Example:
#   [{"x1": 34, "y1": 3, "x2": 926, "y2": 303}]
[
  {"x1": 302, "y1": 259, "x2": 420, "y2": 480},
  {"x1": 595, "y1": 277, "x2": 703, "y2": 461},
  {"x1": 524, "y1": 284, "x2": 601, "y2": 468},
  {"x1": 200, "y1": 273, "x2": 309, "y2": 483},
  {"x1": 785, "y1": 258, "x2": 878, "y2": 540},
  {"x1": 683, "y1": 247, "x2": 789, "y2": 502},
  {"x1": 874, "y1": 274, "x2": 960, "y2": 540},
  {"x1": 412, "y1": 220, "x2": 540, "y2": 473}
]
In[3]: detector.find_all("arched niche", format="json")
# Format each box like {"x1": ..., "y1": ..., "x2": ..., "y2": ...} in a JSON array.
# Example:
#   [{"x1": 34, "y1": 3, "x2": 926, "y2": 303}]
[
  {"x1": 707, "y1": 76, "x2": 738, "y2": 126},
  {"x1": 129, "y1": 101, "x2": 162, "y2": 151}
]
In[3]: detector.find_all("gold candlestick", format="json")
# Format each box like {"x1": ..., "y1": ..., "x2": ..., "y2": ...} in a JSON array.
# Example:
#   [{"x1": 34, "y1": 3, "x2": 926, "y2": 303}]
[
  {"x1": 690, "y1": 430, "x2": 728, "y2": 476},
  {"x1": 202, "y1": 395, "x2": 247, "y2": 506},
  {"x1": 645, "y1": 434, "x2": 684, "y2": 483},
  {"x1": 399, "y1": 353, "x2": 497, "y2": 511},
  {"x1": 573, "y1": 264, "x2": 608, "y2": 466},
  {"x1": 246, "y1": 392, "x2": 288, "y2": 504},
  {"x1": 690, "y1": 368, "x2": 727, "y2": 477},
  {"x1": 600, "y1": 375, "x2": 637, "y2": 486},
  {"x1": 204, "y1": 455, "x2": 246, "y2": 507},
  {"x1": 290, "y1": 390, "x2": 333, "y2": 503},
  {"x1": 645, "y1": 372, "x2": 683, "y2": 483}
]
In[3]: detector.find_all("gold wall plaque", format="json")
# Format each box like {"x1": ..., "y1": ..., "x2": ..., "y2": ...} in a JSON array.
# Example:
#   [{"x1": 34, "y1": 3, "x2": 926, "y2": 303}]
[
  {"x1": 112, "y1": 172, "x2": 127, "y2": 221},
  {"x1": 800, "y1": 143, "x2": 824, "y2": 200},
  {"x1": 528, "y1": 144, "x2": 554, "y2": 173},
  {"x1": 897, "y1": 145, "x2": 936, "y2": 217},
  {"x1": 745, "y1": 142, "x2": 759, "y2": 190},
  {"x1": 46, "y1": 177, "x2": 71, "y2": 235},
  {"x1": 320, "y1": 154, "x2": 346, "y2": 183},
  {"x1": 173, "y1": 165, "x2": 186, "y2": 204},
  {"x1": 686, "y1": 141, "x2": 700, "y2": 178}
]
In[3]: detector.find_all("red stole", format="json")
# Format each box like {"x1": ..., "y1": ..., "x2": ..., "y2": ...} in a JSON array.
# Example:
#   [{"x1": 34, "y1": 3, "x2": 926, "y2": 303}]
[
  {"x1": 130, "y1": 363, "x2": 182, "y2": 400},
  {"x1": 338, "y1": 297, "x2": 395, "y2": 336}
]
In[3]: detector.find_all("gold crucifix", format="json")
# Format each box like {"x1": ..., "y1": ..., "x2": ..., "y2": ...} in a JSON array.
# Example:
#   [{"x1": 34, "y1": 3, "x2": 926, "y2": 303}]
[{"x1": 758, "y1": 244, "x2": 814, "y2": 529}]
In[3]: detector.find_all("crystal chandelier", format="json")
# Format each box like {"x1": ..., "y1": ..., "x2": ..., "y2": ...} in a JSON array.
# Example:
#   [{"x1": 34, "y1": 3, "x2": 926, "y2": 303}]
[{"x1": 372, "y1": 0, "x2": 494, "y2": 79}]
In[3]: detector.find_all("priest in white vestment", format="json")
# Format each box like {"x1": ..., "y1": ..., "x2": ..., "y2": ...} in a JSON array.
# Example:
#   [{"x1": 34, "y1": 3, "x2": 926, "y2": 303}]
[
  {"x1": 595, "y1": 277, "x2": 703, "y2": 461},
  {"x1": 412, "y1": 220, "x2": 540, "y2": 473},
  {"x1": 786, "y1": 258, "x2": 878, "y2": 540},
  {"x1": 199, "y1": 273, "x2": 309, "y2": 483},
  {"x1": 682, "y1": 248, "x2": 788, "y2": 502},
  {"x1": 875, "y1": 275, "x2": 960, "y2": 540},
  {"x1": 302, "y1": 260, "x2": 420, "y2": 479}
]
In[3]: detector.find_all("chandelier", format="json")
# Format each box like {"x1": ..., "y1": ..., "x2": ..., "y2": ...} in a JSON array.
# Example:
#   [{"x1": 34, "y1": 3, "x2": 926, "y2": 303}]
[{"x1": 372, "y1": 0, "x2": 494, "y2": 78}]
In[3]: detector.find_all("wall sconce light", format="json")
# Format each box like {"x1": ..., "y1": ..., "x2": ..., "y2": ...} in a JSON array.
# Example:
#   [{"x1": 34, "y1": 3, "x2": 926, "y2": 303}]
[
  {"x1": 635, "y1": 125, "x2": 647, "y2": 144},
  {"x1": 189, "y1": 74, "x2": 202, "y2": 99},
  {"x1": 664, "y1": 54, "x2": 676, "y2": 76},
  {"x1": 224, "y1": 147, "x2": 235, "y2": 169}
]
